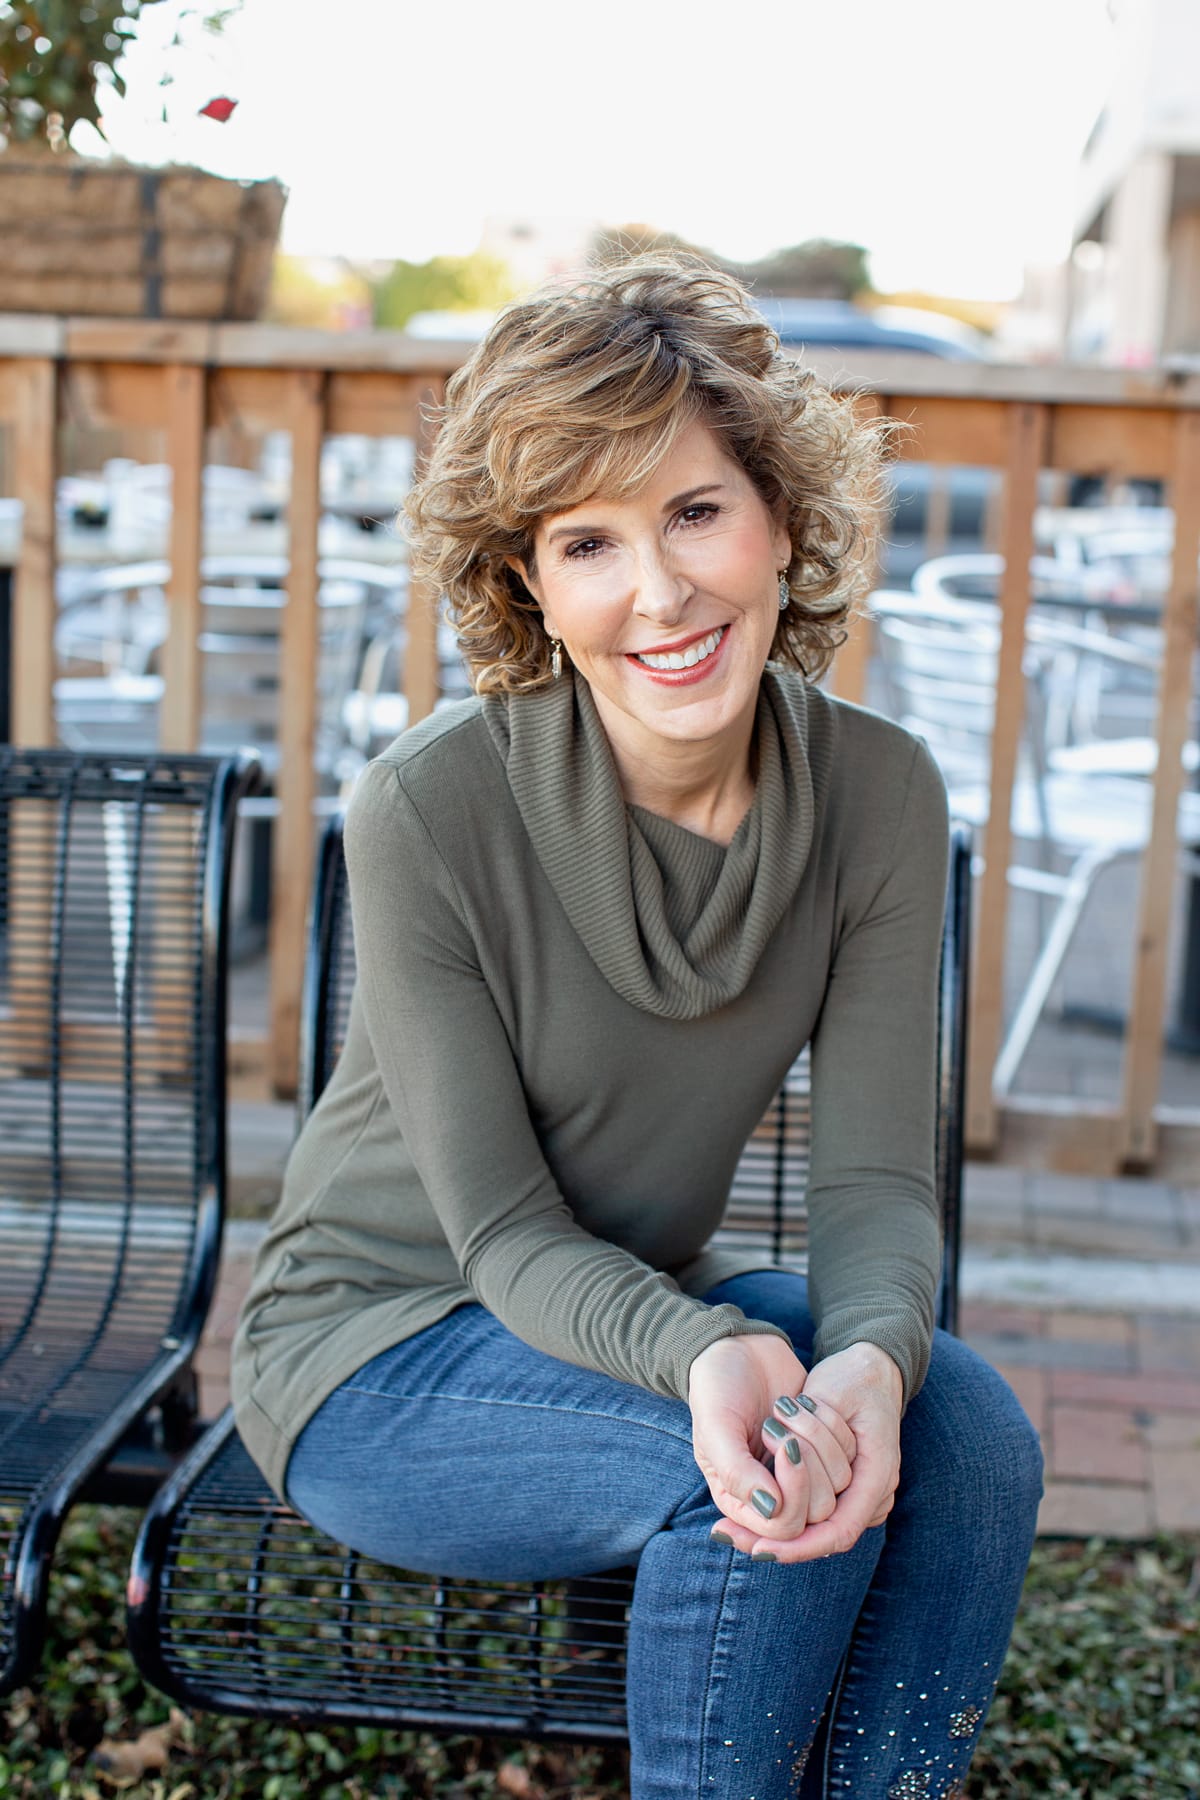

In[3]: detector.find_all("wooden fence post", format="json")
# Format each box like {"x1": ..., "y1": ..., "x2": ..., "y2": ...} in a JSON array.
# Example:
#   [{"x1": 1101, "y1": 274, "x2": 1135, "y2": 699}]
[
  {"x1": 403, "y1": 377, "x2": 444, "y2": 727},
  {"x1": 160, "y1": 362, "x2": 207, "y2": 753},
  {"x1": 966, "y1": 403, "x2": 1047, "y2": 1151},
  {"x1": 1117, "y1": 409, "x2": 1200, "y2": 1165},
  {"x1": 11, "y1": 359, "x2": 57, "y2": 748},
  {"x1": 269, "y1": 368, "x2": 325, "y2": 1096}
]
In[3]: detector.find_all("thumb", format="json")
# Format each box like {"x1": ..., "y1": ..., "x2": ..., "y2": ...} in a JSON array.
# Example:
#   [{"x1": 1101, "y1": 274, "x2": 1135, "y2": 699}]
[{"x1": 696, "y1": 1413, "x2": 784, "y2": 1530}]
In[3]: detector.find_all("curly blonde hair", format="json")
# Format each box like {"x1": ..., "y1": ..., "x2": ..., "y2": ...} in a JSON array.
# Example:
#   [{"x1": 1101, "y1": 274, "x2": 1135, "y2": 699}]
[{"x1": 404, "y1": 253, "x2": 889, "y2": 693}]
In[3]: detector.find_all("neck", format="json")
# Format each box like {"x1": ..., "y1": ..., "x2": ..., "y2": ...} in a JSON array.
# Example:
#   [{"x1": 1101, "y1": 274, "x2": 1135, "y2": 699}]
[{"x1": 590, "y1": 691, "x2": 758, "y2": 846}]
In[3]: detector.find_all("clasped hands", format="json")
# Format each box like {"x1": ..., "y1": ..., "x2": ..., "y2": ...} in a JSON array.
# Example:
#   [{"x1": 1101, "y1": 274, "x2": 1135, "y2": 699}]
[{"x1": 686, "y1": 1333, "x2": 904, "y2": 1563}]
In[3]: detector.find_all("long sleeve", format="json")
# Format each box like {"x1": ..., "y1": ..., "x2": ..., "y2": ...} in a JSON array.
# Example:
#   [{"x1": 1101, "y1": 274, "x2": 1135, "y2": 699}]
[
  {"x1": 805, "y1": 737, "x2": 950, "y2": 1403},
  {"x1": 343, "y1": 759, "x2": 788, "y2": 1402}
]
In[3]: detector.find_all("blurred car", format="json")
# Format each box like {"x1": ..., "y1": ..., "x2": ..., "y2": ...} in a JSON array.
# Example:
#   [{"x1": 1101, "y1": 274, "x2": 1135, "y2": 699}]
[{"x1": 753, "y1": 297, "x2": 986, "y2": 360}]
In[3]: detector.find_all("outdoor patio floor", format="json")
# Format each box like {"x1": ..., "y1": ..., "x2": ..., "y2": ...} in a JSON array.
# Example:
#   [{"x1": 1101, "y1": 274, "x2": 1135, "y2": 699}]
[{"x1": 202, "y1": 1108, "x2": 1200, "y2": 1542}]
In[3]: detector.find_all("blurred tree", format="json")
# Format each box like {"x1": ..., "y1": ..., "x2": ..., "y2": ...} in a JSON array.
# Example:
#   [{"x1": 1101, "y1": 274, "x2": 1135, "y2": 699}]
[
  {"x1": 589, "y1": 222, "x2": 709, "y2": 265},
  {"x1": 370, "y1": 252, "x2": 517, "y2": 331},
  {"x1": 737, "y1": 240, "x2": 872, "y2": 300},
  {"x1": 0, "y1": 0, "x2": 237, "y2": 150},
  {"x1": 265, "y1": 255, "x2": 373, "y2": 331},
  {"x1": 586, "y1": 226, "x2": 873, "y2": 304}
]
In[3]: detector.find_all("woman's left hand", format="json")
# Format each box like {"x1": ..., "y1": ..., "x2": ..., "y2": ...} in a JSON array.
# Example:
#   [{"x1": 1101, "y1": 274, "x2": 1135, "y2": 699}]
[{"x1": 709, "y1": 1342, "x2": 904, "y2": 1564}]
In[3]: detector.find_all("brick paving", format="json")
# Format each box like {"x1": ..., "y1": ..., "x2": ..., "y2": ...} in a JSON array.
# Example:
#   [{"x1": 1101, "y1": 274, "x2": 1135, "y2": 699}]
[
  {"x1": 199, "y1": 1134, "x2": 1200, "y2": 1544},
  {"x1": 958, "y1": 1161, "x2": 1200, "y2": 1538}
]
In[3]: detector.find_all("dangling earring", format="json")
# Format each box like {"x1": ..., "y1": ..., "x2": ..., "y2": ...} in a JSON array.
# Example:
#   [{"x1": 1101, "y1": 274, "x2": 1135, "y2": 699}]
[
  {"x1": 778, "y1": 572, "x2": 791, "y2": 612},
  {"x1": 549, "y1": 632, "x2": 563, "y2": 680}
]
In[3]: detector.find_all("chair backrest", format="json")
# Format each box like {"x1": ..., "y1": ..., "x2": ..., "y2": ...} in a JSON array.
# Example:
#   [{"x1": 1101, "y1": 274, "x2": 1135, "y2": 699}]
[
  {"x1": 875, "y1": 607, "x2": 1006, "y2": 790},
  {"x1": 300, "y1": 815, "x2": 970, "y2": 1331},
  {"x1": 54, "y1": 570, "x2": 370, "y2": 775},
  {"x1": 0, "y1": 749, "x2": 256, "y2": 1408}
]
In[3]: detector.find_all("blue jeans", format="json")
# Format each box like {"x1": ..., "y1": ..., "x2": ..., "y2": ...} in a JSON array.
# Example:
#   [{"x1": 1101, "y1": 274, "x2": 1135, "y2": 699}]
[{"x1": 286, "y1": 1272, "x2": 1043, "y2": 1800}]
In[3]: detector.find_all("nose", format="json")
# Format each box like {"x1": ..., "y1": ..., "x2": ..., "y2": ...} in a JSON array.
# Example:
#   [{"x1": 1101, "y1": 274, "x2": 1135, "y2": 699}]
[{"x1": 631, "y1": 542, "x2": 691, "y2": 625}]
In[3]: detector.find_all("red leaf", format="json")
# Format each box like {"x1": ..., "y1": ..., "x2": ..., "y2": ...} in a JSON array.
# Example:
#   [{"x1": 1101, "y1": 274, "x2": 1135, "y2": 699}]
[{"x1": 198, "y1": 96, "x2": 237, "y2": 122}]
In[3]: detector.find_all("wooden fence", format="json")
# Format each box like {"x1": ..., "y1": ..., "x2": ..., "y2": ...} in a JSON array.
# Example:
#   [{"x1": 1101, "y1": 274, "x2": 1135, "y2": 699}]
[{"x1": 1, "y1": 317, "x2": 1198, "y2": 1176}]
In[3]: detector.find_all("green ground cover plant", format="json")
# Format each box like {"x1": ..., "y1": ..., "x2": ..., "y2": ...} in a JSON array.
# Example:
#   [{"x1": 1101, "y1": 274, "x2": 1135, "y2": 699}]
[{"x1": 2, "y1": 1511, "x2": 1196, "y2": 1800}]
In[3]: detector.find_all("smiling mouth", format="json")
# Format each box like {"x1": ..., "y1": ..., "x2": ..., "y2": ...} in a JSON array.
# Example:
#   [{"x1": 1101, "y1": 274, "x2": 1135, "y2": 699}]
[{"x1": 632, "y1": 625, "x2": 727, "y2": 672}]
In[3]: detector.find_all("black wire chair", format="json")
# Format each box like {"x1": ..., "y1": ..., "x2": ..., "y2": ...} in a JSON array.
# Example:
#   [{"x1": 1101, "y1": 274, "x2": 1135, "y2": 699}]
[
  {"x1": 127, "y1": 819, "x2": 971, "y2": 1739},
  {"x1": 0, "y1": 747, "x2": 258, "y2": 1695}
]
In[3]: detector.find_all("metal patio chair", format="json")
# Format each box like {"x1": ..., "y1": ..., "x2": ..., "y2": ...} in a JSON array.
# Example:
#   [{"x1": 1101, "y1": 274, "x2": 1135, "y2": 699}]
[{"x1": 0, "y1": 747, "x2": 259, "y2": 1695}]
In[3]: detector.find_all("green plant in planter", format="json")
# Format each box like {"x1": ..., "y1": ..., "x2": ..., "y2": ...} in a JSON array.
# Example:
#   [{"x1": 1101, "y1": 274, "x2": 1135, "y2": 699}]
[{"x1": 0, "y1": 0, "x2": 237, "y2": 152}]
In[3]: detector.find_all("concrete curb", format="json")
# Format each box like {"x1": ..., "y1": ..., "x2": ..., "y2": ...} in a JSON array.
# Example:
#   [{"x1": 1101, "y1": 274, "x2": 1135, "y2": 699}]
[{"x1": 961, "y1": 1249, "x2": 1200, "y2": 1315}]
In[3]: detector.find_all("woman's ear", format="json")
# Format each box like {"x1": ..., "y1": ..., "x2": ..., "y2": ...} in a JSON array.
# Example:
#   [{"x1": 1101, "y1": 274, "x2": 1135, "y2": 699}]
[
  {"x1": 505, "y1": 554, "x2": 542, "y2": 605},
  {"x1": 771, "y1": 510, "x2": 792, "y2": 574}
]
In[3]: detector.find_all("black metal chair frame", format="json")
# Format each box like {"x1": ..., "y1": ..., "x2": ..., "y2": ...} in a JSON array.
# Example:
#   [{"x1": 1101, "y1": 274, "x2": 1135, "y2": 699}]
[
  {"x1": 0, "y1": 747, "x2": 259, "y2": 1695},
  {"x1": 126, "y1": 819, "x2": 972, "y2": 1740}
]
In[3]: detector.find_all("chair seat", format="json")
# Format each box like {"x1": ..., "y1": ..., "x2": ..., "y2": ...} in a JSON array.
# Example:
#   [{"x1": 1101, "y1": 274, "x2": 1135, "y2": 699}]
[
  {"x1": 1048, "y1": 737, "x2": 1199, "y2": 779},
  {"x1": 949, "y1": 772, "x2": 1200, "y2": 853},
  {"x1": 126, "y1": 825, "x2": 972, "y2": 1738},
  {"x1": 130, "y1": 1408, "x2": 632, "y2": 1739}
]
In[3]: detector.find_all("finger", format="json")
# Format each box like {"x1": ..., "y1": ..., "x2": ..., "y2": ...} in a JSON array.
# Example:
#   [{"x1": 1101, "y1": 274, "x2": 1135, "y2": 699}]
[
  {"x1": 760, "y1": 1428, "x2": 814, "y2": 1538},
  {"x1": 711, "y1": 1455, "x2": 811, "y2": 1540},
  {"x1": 752, "y1": 1455, "x2": 897, "y2": 1564},
  {"x1": 708, "y1": 1517, "x2": 765, "y2": 1556},
  {"x1": 770, "y1": 1398, "x2": 854, "y2": 1493},
  {"x1": 780, "y1": 1392, "x2": 857, "y2": 1465},
  {"x1": 761, "y1": 1417, "x2": 838, "y2": 1524},
  {"x1": 696, "y1": 1418, "x2": 803, "y2": 1539}
]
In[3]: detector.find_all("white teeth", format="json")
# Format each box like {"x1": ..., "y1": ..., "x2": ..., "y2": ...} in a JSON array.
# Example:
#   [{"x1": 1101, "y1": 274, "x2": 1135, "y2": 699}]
[{"x1": 636, "y1": 626, "x2": 724, "y2": 672}]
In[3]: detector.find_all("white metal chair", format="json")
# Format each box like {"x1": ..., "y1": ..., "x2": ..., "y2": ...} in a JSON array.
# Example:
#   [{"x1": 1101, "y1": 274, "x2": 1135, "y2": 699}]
[
  {"x1": 341, "y1": 611, "x2": 473, "y2": 759},
  {"x1": 871, "y1": 590, "x2": 1200, "y2": 1096},
  {"x1": 54, "y1": 559, "x2": 380, "y2": 799},
  {"x1": 909, "y1": 547, "x2": 1182, "y2": 747}
]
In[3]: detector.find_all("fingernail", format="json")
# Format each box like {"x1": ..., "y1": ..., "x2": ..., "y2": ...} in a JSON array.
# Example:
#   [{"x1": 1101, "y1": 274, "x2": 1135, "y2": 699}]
[
  {"x1": 752, "y1": 1550, "x2": 778, "y2": 1563},
  {"x1": 762, "y1": 1417, "x2": 791, "y2": 1443},
  {"x1": 775, "y1": 1395, "x2": 800, "y2": 1417},
  {"x1": 710, "y1": 1530, "x2": 734, "y2": 1547},
  {"x1": 784, "y1": 1437, "x2": 803, "y2": 1466},
  {"x1": 796, "y1": 1393, "x2": 819, "y2": 1416},
  {"x1": 751, "y1": 1488, "x2": 777, "y2": 1519}
]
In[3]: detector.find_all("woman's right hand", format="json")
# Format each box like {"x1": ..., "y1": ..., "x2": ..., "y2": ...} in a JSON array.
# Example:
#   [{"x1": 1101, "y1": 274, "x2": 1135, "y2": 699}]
[{"x1": 687, "y1": 1335, "x2": 856, "y2": 1541}]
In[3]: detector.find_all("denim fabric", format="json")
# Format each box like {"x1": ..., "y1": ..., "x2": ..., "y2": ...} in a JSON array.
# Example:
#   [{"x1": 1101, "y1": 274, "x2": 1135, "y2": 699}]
[{"x1": 286, "y1": 1271, "x2": 1043, "y2": 1800}]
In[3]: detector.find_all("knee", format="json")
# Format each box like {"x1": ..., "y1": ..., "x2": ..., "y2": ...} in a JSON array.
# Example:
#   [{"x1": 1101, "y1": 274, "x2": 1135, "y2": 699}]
[
  {"x1": 993, "y1": 1389, "x2": 1045, "y2": 1524},
  {"x1": 904, "y1": 1336, "x2": 1045, "y2": 1532}
]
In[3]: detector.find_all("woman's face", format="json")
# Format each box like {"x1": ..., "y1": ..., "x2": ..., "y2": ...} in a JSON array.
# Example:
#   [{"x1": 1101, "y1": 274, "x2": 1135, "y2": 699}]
[{"x1": 517, "y1": 418, "x2": 791, "y2": 765}]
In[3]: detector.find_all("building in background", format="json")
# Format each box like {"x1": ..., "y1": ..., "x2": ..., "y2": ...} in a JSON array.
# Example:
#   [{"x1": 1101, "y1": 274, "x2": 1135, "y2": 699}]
[
  {"x1": 1065, "y1": 0, "x2": 1200, "y2": 365},
  {"x1": 477, "y1": 216, "x2": 597, "y2": 291}
]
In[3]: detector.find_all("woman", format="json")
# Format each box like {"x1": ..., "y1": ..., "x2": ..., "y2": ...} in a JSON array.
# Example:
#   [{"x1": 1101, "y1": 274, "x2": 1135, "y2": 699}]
[{"x1": 232, "y1": 256, "x2": 1042, "y2": 1800}]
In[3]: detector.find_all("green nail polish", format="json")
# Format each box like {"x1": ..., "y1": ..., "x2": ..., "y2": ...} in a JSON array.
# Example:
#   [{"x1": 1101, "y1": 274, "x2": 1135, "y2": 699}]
[
  {"x1": 752, "y1": 1550, "x2": 778, "y2": 1562},
  {"x1": 751, "y1": 1487, "x2": 777, "y2": 1519},
  {"x1": 796, "y1": 1393, "x2": 818, "y2": 1416},
  {"x1": 711, "y1": 1530, "x2": 734, "y2": 1546},
  {"x1": 785, "y1": 1437, "x2": 803, "y2": 1466},
  {"x1": 762, "y1": 1417, "x2": 791, "y2": 1443},
  {"x1": 775, "y1": 1395, "x2": 800, "y2": 1417}
]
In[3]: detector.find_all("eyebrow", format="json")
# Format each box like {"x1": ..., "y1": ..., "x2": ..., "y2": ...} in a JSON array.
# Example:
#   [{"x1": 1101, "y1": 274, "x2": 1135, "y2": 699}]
[{"x1": 543, "y1": 483, "x2": 728, "y2": 546}]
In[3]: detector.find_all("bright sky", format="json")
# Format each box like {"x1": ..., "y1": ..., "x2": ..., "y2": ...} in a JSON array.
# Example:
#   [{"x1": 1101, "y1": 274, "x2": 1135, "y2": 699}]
[{"x1": 87, "y1": 0, "x2": 1119, "y2": 300}]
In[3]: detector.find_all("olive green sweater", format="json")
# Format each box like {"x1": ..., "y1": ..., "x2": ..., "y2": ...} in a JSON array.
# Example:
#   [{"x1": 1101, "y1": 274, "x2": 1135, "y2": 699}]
[{"x1": 232, "y1": 669, "x2": 949, "y2": 1500}]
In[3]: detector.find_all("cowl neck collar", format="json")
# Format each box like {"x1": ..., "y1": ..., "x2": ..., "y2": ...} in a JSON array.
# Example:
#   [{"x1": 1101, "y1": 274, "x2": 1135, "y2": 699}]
[{"x1": 483, "y1": 668, "x2": 816, "y2": 1019}]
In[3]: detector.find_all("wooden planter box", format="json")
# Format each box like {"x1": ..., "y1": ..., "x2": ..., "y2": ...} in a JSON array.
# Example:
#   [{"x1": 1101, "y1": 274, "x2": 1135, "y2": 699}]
[{"x1": 0, "y1": 151, "x2": 286, "y2": 319}]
